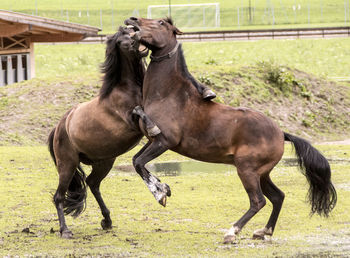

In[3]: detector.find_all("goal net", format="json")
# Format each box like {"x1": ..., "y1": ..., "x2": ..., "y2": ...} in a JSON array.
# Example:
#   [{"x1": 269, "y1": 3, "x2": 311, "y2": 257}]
[{"x1": 147, "y1": 3, "x2": 220, "y2": 29}]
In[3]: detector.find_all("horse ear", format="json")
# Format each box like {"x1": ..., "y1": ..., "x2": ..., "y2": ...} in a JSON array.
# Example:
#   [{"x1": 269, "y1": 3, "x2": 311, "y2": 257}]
[{"x1": 174, "y1": 27, "x2": 183, "y2": 35}]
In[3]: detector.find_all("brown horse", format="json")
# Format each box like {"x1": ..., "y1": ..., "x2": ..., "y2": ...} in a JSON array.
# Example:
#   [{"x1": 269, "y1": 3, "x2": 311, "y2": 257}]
[
  {"x1": 125, "y1": 17, "x2": 337, "y2": 243},
  {"x1": 48, "y1": 27, "x2": 161, "y2": 238}
]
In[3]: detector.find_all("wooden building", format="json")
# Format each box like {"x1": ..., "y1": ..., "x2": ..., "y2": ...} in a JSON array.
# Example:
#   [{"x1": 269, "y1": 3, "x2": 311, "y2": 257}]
[{"x1": 0, "y1": 10, "x2": 100, "y2": 86}]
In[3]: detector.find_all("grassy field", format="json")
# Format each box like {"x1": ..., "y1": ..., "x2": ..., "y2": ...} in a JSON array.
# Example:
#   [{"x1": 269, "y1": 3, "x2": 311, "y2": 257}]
[
  {"x1": 0, "y1": 0, "x2": 348, "y2": 33},
  {"x1": 0, "y1": 10, "x2": 350, "y2": 255},
  {"x1": 0, "y1": 144, "x2": 349, "y2": 256},
  {"x1": 35, "y1": 37, "x2": 350, "y2": 79}
]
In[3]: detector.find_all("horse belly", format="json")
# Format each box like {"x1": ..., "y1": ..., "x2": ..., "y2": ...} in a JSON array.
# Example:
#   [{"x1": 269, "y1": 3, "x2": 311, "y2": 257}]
[
  {"x1": 172, "y1": 133, "x2": 235, "y2": 164},
  {"x1": 67, "y1": 108, "x2": 142, "y2": 160}
]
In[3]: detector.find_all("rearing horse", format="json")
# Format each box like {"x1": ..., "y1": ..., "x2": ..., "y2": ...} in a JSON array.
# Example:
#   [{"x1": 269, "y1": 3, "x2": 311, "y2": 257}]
[
  {"x1": 125, "y1": 17, "x2": 337, "y2": 243},
  {"x1": 48, "y1": 27, "x2": 160, "y2": 238}
]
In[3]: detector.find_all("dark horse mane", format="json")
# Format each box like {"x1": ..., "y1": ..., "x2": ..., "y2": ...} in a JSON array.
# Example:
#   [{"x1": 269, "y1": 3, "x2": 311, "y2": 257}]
[
  {"x1": 165, "y1": 17, "x2": 174, "y2": 25},
  {"x1": 177, "y1": 44, "x2": 205, "y2": 93},
  {"x1": 99, "y1": 30, "x2": 145, "y2": 99}
]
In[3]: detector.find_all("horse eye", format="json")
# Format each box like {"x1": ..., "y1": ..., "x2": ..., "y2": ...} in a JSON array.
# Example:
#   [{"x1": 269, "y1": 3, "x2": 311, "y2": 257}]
[{"x1": 159, "y1": 20, "x2": 164, "y2": 25}]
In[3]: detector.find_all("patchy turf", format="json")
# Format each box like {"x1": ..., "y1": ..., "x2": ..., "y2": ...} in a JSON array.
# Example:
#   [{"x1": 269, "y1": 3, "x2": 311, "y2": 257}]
[
  {"x1": 0, "y1": 64, "x2": 349, "y2": 145},
  {"x1": 0, "y1": 145, "x2": 349, "y2": 256}
]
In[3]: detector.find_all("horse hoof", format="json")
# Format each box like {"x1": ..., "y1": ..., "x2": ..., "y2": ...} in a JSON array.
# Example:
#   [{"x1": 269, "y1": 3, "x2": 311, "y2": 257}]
[
  {"x1": 164, "y1": 183, "x2": 171, "y2": 197},
  {"x1": 101, "y1": 219, "x2": 112, "y2": 230},
  {"x1": 132, "y1": 106, "x2": 142, "y2": 115},
  {"x1": 252, "y1": 233, "x2": 265, "y2": 240},
  {"x1": 252, "y1": 227, "x2": 272, "y2": 240},
  {"x1": 203, "y1": 89, "x2": 216, "y2": 100},
  {"x1": 61, "y1": 230, "x2": 73, "y2": 239},
  {"x1": 223, "y1": 234, "x2": 236, "y2": 244},
  {"x1": 159, "y1": 196, "x2": 167, "y2": 207},
  {"x1": 147, "y1": 125, "x2": 161, "y2": 137}
]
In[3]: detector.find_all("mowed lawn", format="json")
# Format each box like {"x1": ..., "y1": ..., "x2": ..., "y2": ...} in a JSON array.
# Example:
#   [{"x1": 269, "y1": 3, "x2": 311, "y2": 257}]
[{"x1": 0, "y1": 144, "x2": 349, "y2": 256}]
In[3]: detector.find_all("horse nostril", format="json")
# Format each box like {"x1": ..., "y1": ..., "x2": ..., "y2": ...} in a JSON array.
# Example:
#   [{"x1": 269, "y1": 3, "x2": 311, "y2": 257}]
[{"x1": 130, "y1": 17, "x2": 138, "y2": 21}]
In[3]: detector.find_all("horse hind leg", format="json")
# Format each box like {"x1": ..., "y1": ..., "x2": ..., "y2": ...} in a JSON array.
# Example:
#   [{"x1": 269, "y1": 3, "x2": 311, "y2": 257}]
[
  {"x1": 224, "y1": 168, "x2": 266, "y2": 244},
  {"x1": 53, "y1": 161, "x2": 80, "y2": 239},
  {"x1": 86, "y1": 158, "x2": 115, "y2": 230},
  {"x1": 252, "y1": 175, "x2": 285, "y2": 240}
]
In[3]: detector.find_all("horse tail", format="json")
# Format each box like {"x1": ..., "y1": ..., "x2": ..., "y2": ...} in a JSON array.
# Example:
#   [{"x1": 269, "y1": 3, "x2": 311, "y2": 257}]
[
  {"x1": 48, "y1": 126, "x2": 87, "y2": 218},
  {"x1": 64, "y1": 164, "x2": 87, "y2": 217},
  {"x1": 284, "y1": 132, "x2": 337, "y2": 217},
  {"x1": 48, "y1": 127, "x2": 57, "y2": 165}
]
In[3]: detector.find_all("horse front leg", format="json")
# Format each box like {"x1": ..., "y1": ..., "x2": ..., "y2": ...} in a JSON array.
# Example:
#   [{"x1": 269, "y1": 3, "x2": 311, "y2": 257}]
[
  {"x1": 132, "y1": 139, "x2": 171, "y2": 206},
  {"x1": 133, "y1": 106, "x2": 161, "y2": 137}
]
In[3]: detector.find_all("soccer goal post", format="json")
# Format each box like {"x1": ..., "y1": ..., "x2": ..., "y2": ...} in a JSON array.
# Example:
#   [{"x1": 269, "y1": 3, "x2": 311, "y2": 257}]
[{"x1": 147, "y1": 3, "x2": 220, "y2": 29}]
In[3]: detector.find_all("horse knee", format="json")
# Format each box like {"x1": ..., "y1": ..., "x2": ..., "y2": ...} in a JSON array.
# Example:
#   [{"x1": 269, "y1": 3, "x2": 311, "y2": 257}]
[
  {"x1": 53, "y1": 191, "x2": 64, "y2": 206},
  {"x1": 86, "y1": 175, "x2": 96, "y2": 188},
  {"x1": 251, "y1": 196, "x2": 266, "y2": 212},
  {"x1": 133, "y1": 157, "x2": 144, "y2": 172},
  {"x1": 256, "y1": 197, "x2": 266, "y2": 211},
  {"x1": 271, "y1": 191, "x2": 285, "y2": 207},
  {"x1": 132, "y1": 156, "x2": 137, "y2": 167},
  {"x1": 259, "y1": 198, "x2": 267, "y2": 210}
]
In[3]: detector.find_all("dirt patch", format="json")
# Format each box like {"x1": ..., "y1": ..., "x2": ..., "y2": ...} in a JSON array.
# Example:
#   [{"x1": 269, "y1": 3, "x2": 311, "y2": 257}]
[{"x1": 0, "y1": 67, "x2": 349, "y2": 145}]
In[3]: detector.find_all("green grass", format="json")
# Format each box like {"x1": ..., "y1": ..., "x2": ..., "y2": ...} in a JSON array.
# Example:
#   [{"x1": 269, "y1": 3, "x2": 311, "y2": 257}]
[
  {"x1": 0, "y1": 0, "x2": 349, "y2": 33},
  {"x1": 0, "y1": 144, "x2": 349, "y2": 256},
  {"x1": 35, "y1": 37, "x2": 350, "y2": 79}
]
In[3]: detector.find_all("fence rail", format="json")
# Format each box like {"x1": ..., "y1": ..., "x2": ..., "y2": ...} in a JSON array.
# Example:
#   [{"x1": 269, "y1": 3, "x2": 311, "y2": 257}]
[{"x1": 80, "y1": 26, "x2": 350, "y2": 44}]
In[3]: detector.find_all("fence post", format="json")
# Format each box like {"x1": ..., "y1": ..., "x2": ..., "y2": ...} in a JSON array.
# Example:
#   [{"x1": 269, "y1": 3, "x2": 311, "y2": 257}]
[
  {"x1": 203, "y1": 7, "x2": 206, "y2": 27},
  {"x1": 344, "y1": 0, "x2": 349, "y2": 25},
  {"x1": 85, "y1": 1, "x2": 90, "y2": 25},
  {"x1": 111, "y1": 0, "x2": 115, "y2": 31},
  {"x1": 17, "y1": 54, "x2": 23, "y2": 82},
  {"x1": 100, "y1": 9, "x2": 103, "y2": 30},
  {"x1": 0, "y1": 56, "x2": 4, "y2": 86},
  {"x1": 61, "y1": 0, "x2": 63, "y2": 17},
  {"x1": 237, "y1": 7, "x2": 240, "y2": 28},
  {"x1": 7, "y1": 56, "x2": 13, "y2": 85}
]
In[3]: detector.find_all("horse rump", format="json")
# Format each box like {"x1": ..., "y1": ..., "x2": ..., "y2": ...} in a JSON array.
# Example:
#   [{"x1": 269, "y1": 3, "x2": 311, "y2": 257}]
[{"x1": 48, "y1": 127, "x2": 87, "y2": 218}]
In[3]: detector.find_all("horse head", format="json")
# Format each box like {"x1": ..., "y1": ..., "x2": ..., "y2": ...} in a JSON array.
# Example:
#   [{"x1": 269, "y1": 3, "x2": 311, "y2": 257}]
[
  {"x1": 124, "y1": 17, "x2": 182, "y2": 56},
  {"x1": 100, "y1": 26, "x2": 147, "y2": 99},
  {"x1": 105, "y1": 26, "x2": 149, "y2": 59}
]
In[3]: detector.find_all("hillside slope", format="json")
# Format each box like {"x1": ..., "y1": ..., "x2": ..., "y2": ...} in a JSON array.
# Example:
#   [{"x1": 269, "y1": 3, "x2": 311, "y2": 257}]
[{"x1": 0, "y1": 66, "x2": 349, "y2": 145}]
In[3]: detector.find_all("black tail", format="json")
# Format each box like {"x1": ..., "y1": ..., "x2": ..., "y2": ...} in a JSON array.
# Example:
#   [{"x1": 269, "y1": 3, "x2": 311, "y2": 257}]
[
  {"x1": 63, "y1": 165, "x2": 87, "y2": 217},
  {"x1": 48, "y1": 127, "x2": 57, "y2": 165},
  {"x1": 284, "y1": 132, "x2": 337, "y2": 217},
  {"x1": 48, "y1": 127, "x2": 87, "y2": 218}
]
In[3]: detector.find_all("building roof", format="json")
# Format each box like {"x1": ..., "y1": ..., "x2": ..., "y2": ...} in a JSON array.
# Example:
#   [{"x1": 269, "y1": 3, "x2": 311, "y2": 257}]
[{"x1": 0, "y1": 10, "x2": 100, "y2": 42}]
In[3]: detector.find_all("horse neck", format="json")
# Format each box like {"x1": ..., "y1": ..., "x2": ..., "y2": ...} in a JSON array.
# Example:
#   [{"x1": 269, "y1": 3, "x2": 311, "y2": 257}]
[
  {"x1": 144, "y1": 44, "x2": 195, "y2": 101},
  {"x1": 118, "y1": 54, "x2": 144, "y2": 86},
  {"x1": 100, "y1": 52, "x2": 144, "y2": 101}
]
